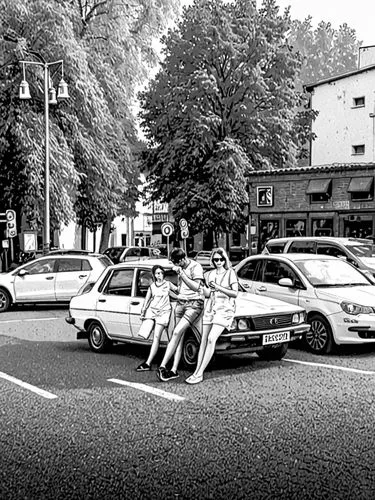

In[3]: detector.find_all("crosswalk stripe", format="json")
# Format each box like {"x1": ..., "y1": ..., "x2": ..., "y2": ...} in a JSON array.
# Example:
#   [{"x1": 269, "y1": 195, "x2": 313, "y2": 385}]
[{"x1": 108, "y1": 378, "x2": 185, "y2": 401}]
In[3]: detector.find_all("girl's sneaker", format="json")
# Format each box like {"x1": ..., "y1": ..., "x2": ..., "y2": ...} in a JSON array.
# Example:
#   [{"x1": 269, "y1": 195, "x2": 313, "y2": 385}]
[{"x1": 136, "y1": 362, "x2": 151, "y2": 372}]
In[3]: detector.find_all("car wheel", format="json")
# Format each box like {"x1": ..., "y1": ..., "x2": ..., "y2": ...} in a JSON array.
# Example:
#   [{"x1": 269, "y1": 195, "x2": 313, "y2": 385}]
[
  {"x1": 88, "y1": 321, "x2": 112, "y2": 353},
  {"x1": 0, "y1": 288, "x2": 11, "y2": 312},
  {"x1": 305, "y1": 314, "x2": 334, "y2": 354},
  {"x1": 181, "y1": 333, "x2": 199, "y2": 370},
  {"x1": 257, "y1": 342, "x2": 289, "y2": 361}
]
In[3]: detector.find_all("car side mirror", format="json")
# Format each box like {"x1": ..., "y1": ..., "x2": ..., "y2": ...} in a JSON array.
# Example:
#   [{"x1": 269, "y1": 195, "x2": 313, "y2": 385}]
[
  {"x1": 278, "y1": 277, "x2": 293, "y2": 287},
  {"x1": 17, "y1": 269, "x2": 29, "y2": 277}
]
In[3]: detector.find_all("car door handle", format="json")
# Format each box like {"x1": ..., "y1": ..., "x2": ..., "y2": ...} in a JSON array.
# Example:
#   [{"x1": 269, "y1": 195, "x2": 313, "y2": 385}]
[
  {"x1": 98, "y1": 299, "x2": 106, "y2": 303},
  {"x1": 241, "y1": 282, "x2": 250, "y2": 288},
  {"x1": 131, "y1": 301, "x2": 140, "y2": 305},
  {"x1": 45, "y1": 276, "x2": 54, "y2": 280},
  {"x1": 256, "y1": 286, "x2": 267, "y2": 292},
  {"x1": 79, "y1": 274, "x2": 88, "y2": 279}
]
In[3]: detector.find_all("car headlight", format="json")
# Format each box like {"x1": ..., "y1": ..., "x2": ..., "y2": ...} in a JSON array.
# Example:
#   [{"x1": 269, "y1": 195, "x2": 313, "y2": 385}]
[
  {"x1": 228, "y1": 318, "x2": 251, "y2": 332},
  {"x1": 341, "y1": 301, "x2": 375, "y2": 315},
  {"x1": 292, "y1": 312, "x2": 306, "y2": 324}
]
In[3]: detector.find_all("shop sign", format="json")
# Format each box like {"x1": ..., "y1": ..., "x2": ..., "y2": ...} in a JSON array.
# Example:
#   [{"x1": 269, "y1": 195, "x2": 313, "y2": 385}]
[{"x1": 333, "y1": 200, "x2": 350, "y2": 209}]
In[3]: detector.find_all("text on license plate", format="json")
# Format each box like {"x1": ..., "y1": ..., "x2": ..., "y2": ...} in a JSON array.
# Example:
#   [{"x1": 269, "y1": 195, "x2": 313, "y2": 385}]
[{"x1": 262, "y1": 331, "x2": 290, "y2": 345}]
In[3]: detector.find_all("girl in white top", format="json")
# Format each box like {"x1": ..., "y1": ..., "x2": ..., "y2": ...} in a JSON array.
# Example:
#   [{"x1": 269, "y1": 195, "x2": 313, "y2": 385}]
[
  {"x1": 136, "y1": 265, "x2": 178, "y2": 372},
  {"x1": 185, "y1": 247, "x2": 238, "y2": 384}
]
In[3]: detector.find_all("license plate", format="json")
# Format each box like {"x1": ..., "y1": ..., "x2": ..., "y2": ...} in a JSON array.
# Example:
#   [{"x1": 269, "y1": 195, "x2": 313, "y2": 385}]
[{"x1": 262, "y1": 331, "x2": 290, "y2": 345}]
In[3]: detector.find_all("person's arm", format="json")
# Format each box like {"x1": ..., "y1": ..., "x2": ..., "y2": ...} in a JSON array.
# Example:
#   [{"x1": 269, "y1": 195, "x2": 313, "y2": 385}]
[
  {"x1": 140, "y1": 287, "x2": 152, "y2": 319},
  {"x1": 209, "y1": 270, "x2": 238, "y2": 298},
  {"x1": 173, "y1": 265, "x2": 203, "y2": 293}
]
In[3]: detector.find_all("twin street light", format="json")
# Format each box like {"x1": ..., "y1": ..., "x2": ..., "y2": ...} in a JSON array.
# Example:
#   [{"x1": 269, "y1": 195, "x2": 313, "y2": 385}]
[{"x1": 19, "y1": 55, "x2": 69, "y2": 254}]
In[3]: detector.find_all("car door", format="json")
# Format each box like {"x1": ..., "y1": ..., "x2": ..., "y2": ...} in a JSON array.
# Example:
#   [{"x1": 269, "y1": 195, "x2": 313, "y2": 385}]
[
  {"x1": 236, "y1": 258, "x2": 263, "y2": 293},
  {"x1": 95, "y1": 268, "x2": 133, "y2": 338},
  {"x1": 13, "y1": 258, "x2": 57, "y2": 301},
  {"x1": 254, "y1": 259, "x2": 303, "y2": 307},
  {"x1": 130, "y1": 268, "x2": 154, "y2": 337},
  {"x1": 54, "y1": 258, "x2": 91, "y2": 301}
]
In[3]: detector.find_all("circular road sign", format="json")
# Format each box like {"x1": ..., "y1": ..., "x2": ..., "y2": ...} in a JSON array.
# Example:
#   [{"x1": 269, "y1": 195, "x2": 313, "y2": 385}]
[
  {"x1": 161, "y1": 222, "x2": 174, "y2": 237},
  {"x1": 180, "y1": 228, "x2": 189, "y2": 239},
  {"x1": 179, "y1": 218, "x2": 188, "y2": 229}
]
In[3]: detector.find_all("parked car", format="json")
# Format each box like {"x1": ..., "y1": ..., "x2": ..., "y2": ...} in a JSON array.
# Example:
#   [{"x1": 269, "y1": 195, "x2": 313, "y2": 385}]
[
  {"x1": 103, "y1": 246, "x2": 165, "y2": 264},
  {"x1": 263, "y1": 236, "x2": 375, "y2": 278},
  {"x1": 66, "y1": 259, "x2": 310, "y2": 369},
  {"x1": 235, "y1": 253, "x2": 375, "y2": 355},
  {"x1": 195, "y1": 251, "x2": 212, "y2": 269},
  {"x1": 0, "y1": 252, "x2": 112, "y2": 312}
]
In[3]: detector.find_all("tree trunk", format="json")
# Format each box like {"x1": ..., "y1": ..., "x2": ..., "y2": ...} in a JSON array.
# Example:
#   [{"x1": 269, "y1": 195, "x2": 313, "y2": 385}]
[{"x1": 99, "y1": 216, "x2": 111, "y2": 253}]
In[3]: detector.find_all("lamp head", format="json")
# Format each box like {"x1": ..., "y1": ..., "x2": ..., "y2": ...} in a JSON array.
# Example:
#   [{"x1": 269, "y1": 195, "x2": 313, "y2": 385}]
[
  {"x1": 48, "y1": 86, "x2": 57, "y2": 105},
  {"x1": 57, "y1": 79, "x2": 69, "y2": 99},
  {"x1": 19, "y1": 80, "x2": 31, "y2": 99}
]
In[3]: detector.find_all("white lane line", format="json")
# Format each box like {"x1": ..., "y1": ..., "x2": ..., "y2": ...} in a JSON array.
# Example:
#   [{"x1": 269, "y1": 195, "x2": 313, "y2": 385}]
[
  {"x1": 0, "y1": 371, "x2": 58, "y2": 399},
  {"x1": 1, "y1": 317, "x2": 61, "y2": 324},
  {"x1": 283, "y1": 358, "x2": 375, "y2": 375},
  {"x1": 108, "y1": 378, "x2": 185, "y2": 401}
]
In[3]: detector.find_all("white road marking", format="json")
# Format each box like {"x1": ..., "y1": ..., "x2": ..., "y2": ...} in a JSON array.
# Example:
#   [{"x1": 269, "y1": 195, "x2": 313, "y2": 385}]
[
  {"x1": 108, "y1": 378, "x2": 185, "y2": 401},
  {"x1": 1, "y1": 317, "x2": 61, "y2": 324},
  {"x1": 283, "y1": 358, "x2": 375, "y2": 375},
  {"x1": 0, "y1": 371, "x2": 58, "y2": 399}
]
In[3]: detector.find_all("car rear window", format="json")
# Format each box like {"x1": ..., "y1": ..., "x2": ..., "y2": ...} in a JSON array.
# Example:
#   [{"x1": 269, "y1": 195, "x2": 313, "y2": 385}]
[
  {"x1": 288, "y1": 241, "x2": 316, "y2": 253},
  {"x1": 103, "y1": 248, "x2": 124, "y2": 264},
  {"x1": 265, "y1": 242, "x2": 287, "y2": 254}
]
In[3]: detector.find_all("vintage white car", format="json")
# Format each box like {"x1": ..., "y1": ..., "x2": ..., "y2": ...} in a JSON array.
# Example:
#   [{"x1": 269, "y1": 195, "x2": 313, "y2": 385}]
[{"x1": 66, "y1": 259, "x2": 310, "y2": 368}]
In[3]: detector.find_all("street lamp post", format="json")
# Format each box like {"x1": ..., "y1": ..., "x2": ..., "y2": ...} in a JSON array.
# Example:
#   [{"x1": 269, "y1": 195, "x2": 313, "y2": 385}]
[{"x1": 19, "y1": 55, "x2": 69, "y2": 254}]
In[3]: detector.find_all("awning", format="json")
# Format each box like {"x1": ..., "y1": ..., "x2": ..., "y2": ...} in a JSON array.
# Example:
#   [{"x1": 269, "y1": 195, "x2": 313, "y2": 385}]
[
  {"x1": 306, "y1": 178, "x2": 331, "y2": 195},
  {"x1": 347, "y1": 176, "x2": 374, "y2": 192}
]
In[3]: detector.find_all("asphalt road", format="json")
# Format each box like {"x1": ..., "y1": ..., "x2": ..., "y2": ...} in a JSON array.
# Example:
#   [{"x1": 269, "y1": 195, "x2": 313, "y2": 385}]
[{"x1": 1, "y1": 306, "x2": 375, "y2": 500}]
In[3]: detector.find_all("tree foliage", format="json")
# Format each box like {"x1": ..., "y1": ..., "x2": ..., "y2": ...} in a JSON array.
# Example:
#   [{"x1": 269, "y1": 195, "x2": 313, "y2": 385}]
[
  {"x1": 139, "y1": 0, "x2": 314, "y2": 237},
  {"x1": 0, "y1": 0, "x2": 180, "y2": 248}
]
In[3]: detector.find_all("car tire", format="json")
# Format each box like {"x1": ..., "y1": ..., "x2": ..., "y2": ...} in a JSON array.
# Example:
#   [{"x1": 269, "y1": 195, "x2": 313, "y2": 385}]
[
  {"x1": 305, "y1": 314, "x2": 334, "y2": 354},
  {"x1": 88, "y1": 321, "x2": 112, "y2": 353},
  {"x1": 257, "y1": 342, "x2": 289, "y2": 361},
  {"x1": 181, "y1": 333, "x2": 200, "y2": 370},
  {"x1": 0, "y1": 288, "x2": 11, "y2": 312}
]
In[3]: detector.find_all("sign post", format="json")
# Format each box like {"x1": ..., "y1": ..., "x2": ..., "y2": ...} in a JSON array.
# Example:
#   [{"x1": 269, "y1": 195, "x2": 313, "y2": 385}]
[
  {"x1": 179, "y1": 219, "x2": 189, "y2": 254},
  {"x1": 161, "y1": 222, "x2": 174, "y2": 257}
]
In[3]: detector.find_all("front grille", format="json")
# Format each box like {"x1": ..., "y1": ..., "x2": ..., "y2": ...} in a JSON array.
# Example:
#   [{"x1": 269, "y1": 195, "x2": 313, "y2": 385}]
[{"x1": 252, "y1": 313, "x2": 293, "y2": 331}]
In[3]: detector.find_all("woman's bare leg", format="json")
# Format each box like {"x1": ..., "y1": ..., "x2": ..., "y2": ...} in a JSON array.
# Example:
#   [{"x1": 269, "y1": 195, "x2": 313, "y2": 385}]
[
  {"x1": 146, "y1": 324, "x2": 165, "y2": 366},
  {"x1": 194, "y1": 324, "x2": 224, "y2": 379}
]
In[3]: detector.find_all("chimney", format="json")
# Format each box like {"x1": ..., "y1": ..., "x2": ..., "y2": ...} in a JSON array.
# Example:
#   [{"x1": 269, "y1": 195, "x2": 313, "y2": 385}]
[{"x1": 359, "y1": 46, "x2": 375, "y2": 68}]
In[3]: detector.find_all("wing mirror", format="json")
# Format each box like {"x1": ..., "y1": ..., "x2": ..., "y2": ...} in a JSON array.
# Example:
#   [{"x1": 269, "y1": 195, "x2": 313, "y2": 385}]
[
  {"x1": 278, "y1": 277, "x2": 293, "y2": 287},
  {"x1": 17, "y1": 269, "x2": 29, "y2": 277}
]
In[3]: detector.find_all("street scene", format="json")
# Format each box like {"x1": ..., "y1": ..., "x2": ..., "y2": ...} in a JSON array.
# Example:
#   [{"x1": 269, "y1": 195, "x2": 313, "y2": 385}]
[{"x1": 1, "y1": 0, "x2": 375, "y2": 499}]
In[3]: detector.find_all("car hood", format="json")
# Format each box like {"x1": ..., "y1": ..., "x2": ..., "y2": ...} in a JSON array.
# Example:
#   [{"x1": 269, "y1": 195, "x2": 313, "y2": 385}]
[
  {"x1": 235, "y1": 291, "x2": 304, "y2": 315},
  {"x1": 316, "y1": 286, "x2": 375, "y2": 305},
  {"x1": 360, "y1": 257, "x2": 375, "y2": 271}
]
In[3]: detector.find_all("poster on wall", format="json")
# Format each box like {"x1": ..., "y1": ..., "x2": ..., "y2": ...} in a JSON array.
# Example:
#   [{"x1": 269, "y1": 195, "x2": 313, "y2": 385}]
[{"x1": 257, "y1": 186, "x2": 273, "y2": 207}]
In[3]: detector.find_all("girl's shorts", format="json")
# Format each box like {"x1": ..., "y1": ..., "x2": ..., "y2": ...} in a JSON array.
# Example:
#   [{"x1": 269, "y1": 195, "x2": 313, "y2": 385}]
[{"x1": 144, "y1": 308, "x2": 171, "y2": 327}]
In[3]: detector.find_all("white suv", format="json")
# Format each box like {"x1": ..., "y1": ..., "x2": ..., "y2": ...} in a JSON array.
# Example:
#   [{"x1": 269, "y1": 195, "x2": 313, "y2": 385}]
[
  {"x1": 263, "y1": 237, "x2": 375, "y2": 278},
  {"x1": 0, "y1": 252, "x2": 112, "y2": 312}
]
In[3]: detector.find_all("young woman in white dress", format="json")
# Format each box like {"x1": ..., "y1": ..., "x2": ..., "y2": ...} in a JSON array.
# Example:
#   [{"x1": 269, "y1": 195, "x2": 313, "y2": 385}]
[{"x1": 186, "y1": 247, "x2": 238, "y2": 384}]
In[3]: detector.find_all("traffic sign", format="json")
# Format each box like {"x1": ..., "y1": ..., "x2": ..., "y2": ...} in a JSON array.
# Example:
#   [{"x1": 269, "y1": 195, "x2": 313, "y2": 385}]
[
  {"x1": 6, "y1": 209, "x2": 16, "y2": 238},
  {"x1": 161, "y1": 222, "x2": 174, "y2": 237},
  {"x1": 179, "y1": 218, "x2": 188, "y2": 229},
  {"x1": 180, "y1": 228, "x2": 189, "y2": 239}
]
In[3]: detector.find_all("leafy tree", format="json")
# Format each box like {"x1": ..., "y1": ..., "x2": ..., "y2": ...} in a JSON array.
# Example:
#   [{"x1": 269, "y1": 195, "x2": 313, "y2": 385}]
[
  {"x1": 0, "y1": 0, "x2": 180, "y2": 251},
  {"x1": 139, "y1": 0, "x2": 314, "y2": 242}
]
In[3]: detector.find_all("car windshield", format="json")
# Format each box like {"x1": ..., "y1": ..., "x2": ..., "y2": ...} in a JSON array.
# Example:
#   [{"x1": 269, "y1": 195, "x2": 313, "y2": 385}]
[
  {"x1": 345, "y1": 243, "x2": 375, "y2": 258},
  {"x1": 103, "y1": 247, "x2": 124, "y2": 264},
  {"x1": 295, "y1": 259, "x2": 371, "y2": 287}
]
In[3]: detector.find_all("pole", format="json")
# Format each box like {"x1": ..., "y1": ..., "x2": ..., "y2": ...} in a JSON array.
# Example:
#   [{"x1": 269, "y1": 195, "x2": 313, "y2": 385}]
[
  {"x1": 167, "y1": 235, "x2": 170, "y2": 258},
  {"x1": 248, "y1": 183, "x2": 252, "y2": 256},
  {"x1": 43, "y1": 63, "x2": 50, "y2": 254}
]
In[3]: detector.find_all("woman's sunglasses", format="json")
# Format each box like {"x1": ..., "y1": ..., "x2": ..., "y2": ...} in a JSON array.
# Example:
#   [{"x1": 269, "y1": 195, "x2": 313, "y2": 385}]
[{"x1": 213, "y1": 257, "x2": 225, "y2": 262}]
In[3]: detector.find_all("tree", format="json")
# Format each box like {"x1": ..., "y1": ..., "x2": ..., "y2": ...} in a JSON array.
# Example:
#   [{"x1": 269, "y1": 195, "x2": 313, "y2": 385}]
[
  {"x1": 139, "y1": 0, "x2": 314, "y2": 241},
  {"x1": 0, "y1": 0, "x2": 180, "y2": 250}
]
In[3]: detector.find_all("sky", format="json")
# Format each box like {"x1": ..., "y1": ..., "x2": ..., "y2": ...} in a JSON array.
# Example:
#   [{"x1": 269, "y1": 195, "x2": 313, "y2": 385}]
[{"x1": 261, "y1": 0, "x2": 374, "y2": 47}]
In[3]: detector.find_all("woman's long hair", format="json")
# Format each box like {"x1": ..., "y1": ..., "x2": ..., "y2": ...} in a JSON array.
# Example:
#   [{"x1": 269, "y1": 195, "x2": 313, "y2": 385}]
[{"x1": 209, "y1": 247, "x2": 231, "y2": 270}]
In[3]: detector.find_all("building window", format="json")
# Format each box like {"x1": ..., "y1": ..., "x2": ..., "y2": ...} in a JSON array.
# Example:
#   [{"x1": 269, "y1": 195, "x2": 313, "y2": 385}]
[
  {"x1": 306, "y1": 178, "x2": 332, "y2": 203},
  {"x1": 286, "y1": 219, "x2": 306, "y2": 237},
  {"x1": 256, "y1": 186, "x2": 273, "y2": 207},
  {"x1": 353, "y1": 96, "x2": 365, "y2": 107},
  {"x1": 312, "y1": 219, "x2": 333, "y2": 236},
  {"x1": 347, "y1": 176, "x2": 374, "y2": 201},
  {"x1": 352, "y1": 144, "x2": 365, "y2": 155}
]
